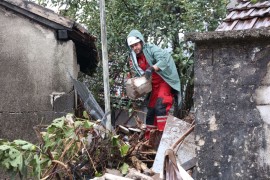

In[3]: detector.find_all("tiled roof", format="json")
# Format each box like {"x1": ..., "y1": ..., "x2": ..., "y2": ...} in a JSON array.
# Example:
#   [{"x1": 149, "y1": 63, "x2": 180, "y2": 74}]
[
  {"x1": 216, "y1": 0, "x2": 270, "y2": 31},
  {"x1": 0, "y1": 0, "x2": 96, "y2": 40}
]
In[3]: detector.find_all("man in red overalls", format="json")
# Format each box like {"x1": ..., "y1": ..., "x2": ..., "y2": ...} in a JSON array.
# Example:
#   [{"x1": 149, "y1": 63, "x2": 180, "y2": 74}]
[{"x1": 126, "y1": 30, "x2": 181, "y2": 139}]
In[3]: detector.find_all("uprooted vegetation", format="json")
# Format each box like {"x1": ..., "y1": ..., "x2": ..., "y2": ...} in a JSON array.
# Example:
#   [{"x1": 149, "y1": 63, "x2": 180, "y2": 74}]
[{"x1": 0, "y1": 113, "x2": 157, "y2": 179}]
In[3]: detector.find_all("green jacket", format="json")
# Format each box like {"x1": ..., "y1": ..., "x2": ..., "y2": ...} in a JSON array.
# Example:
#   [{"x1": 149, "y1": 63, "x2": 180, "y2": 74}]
[{"x1": 127, "y1": 30, "x2": 181, "y2": 92}]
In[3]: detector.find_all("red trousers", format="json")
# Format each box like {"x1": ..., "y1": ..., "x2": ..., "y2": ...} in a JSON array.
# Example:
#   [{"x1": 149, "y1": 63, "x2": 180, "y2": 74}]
[
  {"x1": 135, "y1": 53, "x2": 174, "y2": 132},
  {"x1": 146, "y1": 77, "x2": 174, "y2": 131}
]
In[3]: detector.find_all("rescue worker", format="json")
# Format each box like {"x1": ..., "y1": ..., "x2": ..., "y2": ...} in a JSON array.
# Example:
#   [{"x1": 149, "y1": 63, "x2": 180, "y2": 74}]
[{"x1": 126, "y1": 30, "x2": 181, "y2": 138}]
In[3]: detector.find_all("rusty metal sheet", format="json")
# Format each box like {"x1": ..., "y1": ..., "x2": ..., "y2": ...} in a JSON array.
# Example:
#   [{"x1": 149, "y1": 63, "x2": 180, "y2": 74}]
[{"x1": 152, "y1": 115, "x2": 197, "y2": 174}]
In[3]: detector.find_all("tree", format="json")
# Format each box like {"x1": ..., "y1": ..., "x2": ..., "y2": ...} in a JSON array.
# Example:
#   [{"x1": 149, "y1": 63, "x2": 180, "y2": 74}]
[{"x1": 33, "y1": 0, "x2": 229, "y2": 118}]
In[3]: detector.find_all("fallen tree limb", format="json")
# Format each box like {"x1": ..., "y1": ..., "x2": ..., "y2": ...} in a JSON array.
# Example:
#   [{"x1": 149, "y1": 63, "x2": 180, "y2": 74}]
[
  {"x1": 171, "y1": 125, "x2": 195, "y2": 150},
  {"x1": 130, "y1": 156, "x2": 153, "y2": 175}
]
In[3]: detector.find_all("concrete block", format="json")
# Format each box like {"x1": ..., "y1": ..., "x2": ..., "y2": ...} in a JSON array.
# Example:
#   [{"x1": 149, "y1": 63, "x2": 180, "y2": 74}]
[
  {"x1": 254, "y1": 86, "x2": 270, "y2": 105},
  {"x1": 152, "y1": 115, "x2": 196, "y2": 173},
  {"x1": 256, "y1": 105, "x2": 270, "y2": 124},
  {"x1": 261, "y1": 62, "x2": 270, "y2": 85}
]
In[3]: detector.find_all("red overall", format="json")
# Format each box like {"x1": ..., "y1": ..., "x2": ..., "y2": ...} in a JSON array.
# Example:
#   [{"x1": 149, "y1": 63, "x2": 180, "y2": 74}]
[{"x1": 137, "y1": 53, "x2": 174, "y2": 133}]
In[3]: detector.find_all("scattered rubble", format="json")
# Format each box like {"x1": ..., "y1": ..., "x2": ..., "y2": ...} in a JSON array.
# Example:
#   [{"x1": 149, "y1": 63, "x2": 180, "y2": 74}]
[
  {"x1": 0, "y1": 78, "x2": 197, "y2": 179},
  {"x1": 0, "y1": 111, "x2": 196, "y2": 179}
]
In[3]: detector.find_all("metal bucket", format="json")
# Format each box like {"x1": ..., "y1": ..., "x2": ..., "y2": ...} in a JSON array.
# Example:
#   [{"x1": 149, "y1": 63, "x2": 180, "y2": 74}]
[{"x1": 125, "y1": 76, "x2": 152, "y2": 99}]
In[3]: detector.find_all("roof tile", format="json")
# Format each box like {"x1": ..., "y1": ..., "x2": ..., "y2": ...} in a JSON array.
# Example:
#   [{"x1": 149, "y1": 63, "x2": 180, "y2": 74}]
[
  {"x1": 247, "y1": 1, "x2": 270, "y2": 8},
  {"x1": 251, "y1": 7, "x2": 270, "y2": 17},
  {"x1": 254, "y1": 17, "x2": 270, "y2": 28},
  {"x1": 234, "y1": 1, "x2": 251, "y2": 10},
  {"x1": 216, "y1": 0, "x2": 270, "y2": 31},
  {"x1": 233, "y1": 18, "x2": 258, "y2": 30}
]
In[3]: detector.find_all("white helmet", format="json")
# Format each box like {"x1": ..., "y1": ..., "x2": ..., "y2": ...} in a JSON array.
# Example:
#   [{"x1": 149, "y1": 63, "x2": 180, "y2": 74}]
[{"x1": 127, "y1": 36, "x2": 141, "y2": 46}]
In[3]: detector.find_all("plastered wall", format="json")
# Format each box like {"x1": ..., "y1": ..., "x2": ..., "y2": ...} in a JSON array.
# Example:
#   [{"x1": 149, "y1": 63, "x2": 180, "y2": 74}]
[
  {"x1": 194, "y1": 40, "x2": 270, "y2": 179},
  {"x1": 0, "y1": 6, "x2": 78, "y2": 141}
]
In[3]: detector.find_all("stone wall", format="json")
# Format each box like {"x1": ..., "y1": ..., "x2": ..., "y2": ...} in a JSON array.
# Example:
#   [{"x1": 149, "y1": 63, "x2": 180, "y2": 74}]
[
  {"x1": 0, "y1": 6, "x2": 78, "y2": 142},
  {"x1": 193, "y1": 37, "x2": 270, "y2": 179}
]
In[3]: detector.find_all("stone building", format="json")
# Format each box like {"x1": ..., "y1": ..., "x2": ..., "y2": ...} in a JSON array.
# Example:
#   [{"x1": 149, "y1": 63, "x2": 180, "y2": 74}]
[
  {"x1": 0, "y1": 0, "x2": 98, "y2": 141},
  {"x1": 186, "y1": 0, "x2": 270, "y2": 179}
]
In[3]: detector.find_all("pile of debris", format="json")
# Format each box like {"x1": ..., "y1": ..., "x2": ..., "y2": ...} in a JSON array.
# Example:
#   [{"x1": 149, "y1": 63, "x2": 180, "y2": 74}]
[
  {"x1": 70, "y1": 76, "x2": 196, "y2": 179},
  {"x1": 32, "y1": 113, "x2": 158, "y2": 180},
  {"x1": 105, "y1": 114, "x2": 196, "y2": 180},
  {"x1": 21, "y1": 112, "x2": 193, "y2": 180},
  {"x1": 0, "y1": 111, "x2": 195, "y2": 180}
]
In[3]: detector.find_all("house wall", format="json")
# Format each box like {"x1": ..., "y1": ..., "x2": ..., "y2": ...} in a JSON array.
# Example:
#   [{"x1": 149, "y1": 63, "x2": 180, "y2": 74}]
[
  {"x1": 194, "y1": 38, "x2": 270, "y2": 179},
  {"x1": 0, "y1": 6, "x2": 79, "y2": 141}
]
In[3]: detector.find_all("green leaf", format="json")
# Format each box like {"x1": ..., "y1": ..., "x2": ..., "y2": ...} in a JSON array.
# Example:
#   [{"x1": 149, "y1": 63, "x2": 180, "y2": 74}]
[
  {"x1": 111, "y1": 135, "x2": 120, "y2": 146},
  {"x1": 32, "y1": 154, "x2": 41, "y2": 178},
  {"x1": 13, "y1": 139, "x2": 28, "y2": 145},
  {"x1": 250, "y1": 0, "x2": 258, "y2": 3},
  {"x1": 0, "y1": 145, "x2": 11, "y2": 151},
  {"x1": 47, "y1": 117, "x2": 65, "y2": 134},
  {"x1": 95, "y1": 171, "x2": 103, "y2": 177},
  {"x1": 120, "y1": 144, "x2": 129, "y2": 157},
  {"x1": 83, "y1": 120, "x2": 94, "y2": 128},
  {"x1": 120, "y1": 163, "x2": 129, "y2": 175},
  {"x1": 44, "y1": 139, "x2": 56, "y2": 150},
  {"x1": 2, "y1": 158, "x2": 11, "y2": 169},
  {"x1": 83, "y1": 111, "x2": 89, "y2": 119},
  {"x1": 63, "y1": 126, "x2": 75, "y2": 138},
  {"x1": 74, "y1": 121, "x2": 83, "y2": 128},
  {"x1": 9, "y1": 148, "x2": 20, "y2": 159},
  {"x1": 14, "y1": 140, "x2": 36, "y2": 151},
  {"x1": 25, "y1": 153, "x2": 34, "y2": 165},
  {"x1": 21, "y1": 144, "x2": 36, "y2": 151},
  {"x1": 48, "y1": 117, "x2": 65, "y2": 130},
  {"x1": 9, "y1": 153, "x2": 22, "y2": 168},
  {"x1": 39, "y1": 156, "x2": 50, "y2": 165}
]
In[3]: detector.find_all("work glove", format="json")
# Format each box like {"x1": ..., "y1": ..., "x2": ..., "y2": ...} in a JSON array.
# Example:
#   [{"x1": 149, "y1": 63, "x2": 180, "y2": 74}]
[{"x1": 145, "y1": 66, "x2": 154, "y2": 80}]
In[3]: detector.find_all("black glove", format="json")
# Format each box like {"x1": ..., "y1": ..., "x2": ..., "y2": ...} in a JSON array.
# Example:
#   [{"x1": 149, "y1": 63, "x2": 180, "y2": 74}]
[{"x1": 145, "y1": 66, "x2": 154, "y2": 80}]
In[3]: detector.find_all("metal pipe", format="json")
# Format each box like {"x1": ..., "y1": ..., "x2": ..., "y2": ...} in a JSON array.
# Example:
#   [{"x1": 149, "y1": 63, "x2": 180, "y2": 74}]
[{"x1": 99, "y1": 0, "x2": 111, "y2": 131}]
